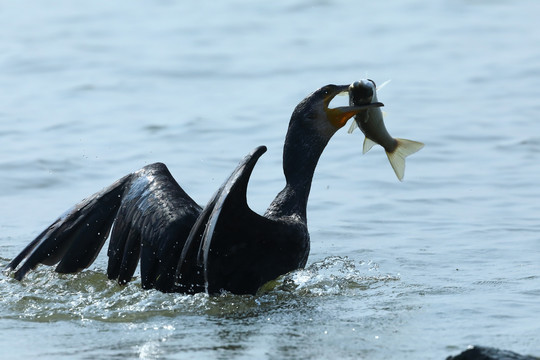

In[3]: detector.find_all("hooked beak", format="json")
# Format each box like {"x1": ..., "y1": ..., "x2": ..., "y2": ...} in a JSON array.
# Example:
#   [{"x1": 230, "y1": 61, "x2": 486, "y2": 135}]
[{"x1": 324, "y1": 84, "x2": 383, "y2": 129}]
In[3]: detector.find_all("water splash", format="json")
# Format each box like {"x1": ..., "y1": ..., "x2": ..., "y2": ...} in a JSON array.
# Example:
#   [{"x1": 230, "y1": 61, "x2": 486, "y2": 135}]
[
  {"x1": 1, "y1": 256, "x2": 399, "y2": 322},
  {"x1": 271, "y1": 256, "x2": 399, "y2": 296}
]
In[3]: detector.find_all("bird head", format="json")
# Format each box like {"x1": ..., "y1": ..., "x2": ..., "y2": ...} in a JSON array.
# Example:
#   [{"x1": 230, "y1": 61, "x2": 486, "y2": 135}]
[{"x1": 290, "y1": 84, "x2": 383, "y2": 138}]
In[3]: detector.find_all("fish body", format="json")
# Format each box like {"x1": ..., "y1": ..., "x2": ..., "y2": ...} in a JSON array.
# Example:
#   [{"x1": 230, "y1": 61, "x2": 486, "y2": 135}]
[{"x1": 348, "y1": 79, "x2": 424, "y2": 181}]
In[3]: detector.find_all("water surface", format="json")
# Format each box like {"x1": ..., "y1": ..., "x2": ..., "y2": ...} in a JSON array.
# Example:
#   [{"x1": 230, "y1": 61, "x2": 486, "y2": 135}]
[{"x1": 1, "y1": 0, "x2": 539, "y2": 359}]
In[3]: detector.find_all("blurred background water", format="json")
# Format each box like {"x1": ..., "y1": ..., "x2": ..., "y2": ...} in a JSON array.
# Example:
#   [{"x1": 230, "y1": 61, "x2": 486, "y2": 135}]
[{"x1": 1, "y1": 0, "x2": 539, "y2": 359}]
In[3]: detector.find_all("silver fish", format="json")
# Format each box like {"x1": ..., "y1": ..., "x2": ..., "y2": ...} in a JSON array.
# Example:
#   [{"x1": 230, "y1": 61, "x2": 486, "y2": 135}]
[{"x1": 348, "y1": 79, "x2": 424, "y2": 181}]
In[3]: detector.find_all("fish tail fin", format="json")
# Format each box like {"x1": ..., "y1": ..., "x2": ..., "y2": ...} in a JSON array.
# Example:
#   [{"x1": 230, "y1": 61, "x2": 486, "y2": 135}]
[
  {"x1": 386, "y1": 138, "x2": 424, "y2": 181},
  {"x1": 363, "y1": 137, "x2": 378, "y2": 154}
]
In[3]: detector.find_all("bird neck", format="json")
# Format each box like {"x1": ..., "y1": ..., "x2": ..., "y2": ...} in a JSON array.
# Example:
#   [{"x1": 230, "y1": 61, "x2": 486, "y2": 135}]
[{"x1": 266, "y1": 119, "x2": 332, "y2": 221}]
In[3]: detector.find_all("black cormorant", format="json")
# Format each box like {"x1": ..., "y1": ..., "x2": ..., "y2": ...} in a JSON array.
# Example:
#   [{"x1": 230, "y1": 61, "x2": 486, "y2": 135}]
[{"x1": 6, "y1": 84, "x2": 382, "y2": 295}]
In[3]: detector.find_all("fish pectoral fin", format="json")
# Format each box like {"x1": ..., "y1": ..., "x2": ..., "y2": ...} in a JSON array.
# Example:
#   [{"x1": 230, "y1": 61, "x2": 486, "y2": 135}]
[
  {"x1": 386, "y1": 138, "x2": 424, "y2": 181},
  {"x1": 347, "y1": 121, "x2": 358, "y2": 134},
  {"x1": 363, "y1": 137, "x2": 378, "y2": 154}
]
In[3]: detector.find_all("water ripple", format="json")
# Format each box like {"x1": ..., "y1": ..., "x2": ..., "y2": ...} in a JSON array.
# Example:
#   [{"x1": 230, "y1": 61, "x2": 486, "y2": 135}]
[{"x1": 1, "y1": 256, "x2": 399, "y2": 323}]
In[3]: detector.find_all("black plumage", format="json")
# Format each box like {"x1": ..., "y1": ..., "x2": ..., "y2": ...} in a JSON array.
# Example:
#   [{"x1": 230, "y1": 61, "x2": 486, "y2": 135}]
[{"x1": 6, "y1": 84, "x2": 382, "y2": 295}]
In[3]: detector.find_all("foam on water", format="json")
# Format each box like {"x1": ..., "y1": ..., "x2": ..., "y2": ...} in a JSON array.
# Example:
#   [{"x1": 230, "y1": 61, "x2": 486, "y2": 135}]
[{"x1": 1, "y1": 256, "x2": 399, "y2": 322}]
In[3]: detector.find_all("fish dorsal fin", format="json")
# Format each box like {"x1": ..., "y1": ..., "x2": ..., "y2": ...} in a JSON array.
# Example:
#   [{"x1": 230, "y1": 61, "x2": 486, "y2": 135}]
[
  {"x1": 386, "y1": 138, "x2": 424, "y2": 181},
  {"x1": 363, "y1": 137, "x2": 378, "y2": 154},
  {"x1": 376, "y1": 79, "x2": 392, "y2": 91},
  {"x1": 347, "y1": 121, "x2": 358, "y2": 134}
]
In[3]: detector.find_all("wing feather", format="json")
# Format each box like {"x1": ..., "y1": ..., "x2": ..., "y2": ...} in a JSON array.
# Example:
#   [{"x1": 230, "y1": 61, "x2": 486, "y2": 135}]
[
  {"x1": 7, "y1": 162, "x2": 202, "y2": 293},
  {"x1": 8, "y1": 174, "x2": 130, "y2": 280}
]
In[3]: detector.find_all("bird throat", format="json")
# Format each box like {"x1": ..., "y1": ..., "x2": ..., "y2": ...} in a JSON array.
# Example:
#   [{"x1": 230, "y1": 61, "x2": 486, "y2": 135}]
[{"x1": 267, "y1": 121, "x2": 331, "y2": 221}]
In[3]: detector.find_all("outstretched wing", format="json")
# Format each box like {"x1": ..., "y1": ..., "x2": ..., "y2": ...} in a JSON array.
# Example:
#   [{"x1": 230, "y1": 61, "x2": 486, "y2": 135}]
[
  {"x1": 201, "y1": 146, "x2": 272, "y2": 295},
  {"x1": 178, "y1": 146, "x2": 309, "y2": 295},
  {"x1": 7, "y1": 174, "x2": 131, "y2": 280},
  {"x1": 106, "y1": 163, "x2": 201, "y2": 291},
  {"x1": 175, "y1": 146, "x2": 268, "y2": 294},
  {"x1": 7, "y1": 162, "x2": 201, "y2": 292}
]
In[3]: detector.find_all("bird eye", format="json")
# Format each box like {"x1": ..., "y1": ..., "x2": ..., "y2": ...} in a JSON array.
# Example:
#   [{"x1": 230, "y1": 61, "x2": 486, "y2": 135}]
[{"x1": 321, "y1": 86, "x2": 332, "y2": 96}]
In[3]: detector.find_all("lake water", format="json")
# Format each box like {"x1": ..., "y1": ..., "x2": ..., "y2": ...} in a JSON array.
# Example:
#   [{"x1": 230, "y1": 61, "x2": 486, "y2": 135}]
[{"x1": 1, "y1": 0, "x2": 539, "y2": 359}]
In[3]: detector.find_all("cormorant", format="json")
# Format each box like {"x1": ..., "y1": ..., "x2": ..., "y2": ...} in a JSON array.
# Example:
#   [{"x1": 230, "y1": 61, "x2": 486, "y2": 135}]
[{"x1": 6, "y1": 84, "x2": 382, "y2": 295}]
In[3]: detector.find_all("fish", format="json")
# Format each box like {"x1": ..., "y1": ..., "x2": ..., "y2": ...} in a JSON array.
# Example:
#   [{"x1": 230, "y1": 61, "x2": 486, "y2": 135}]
[{"x1": 348, "y1": 79, "x2": 424, "y2": 181}]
